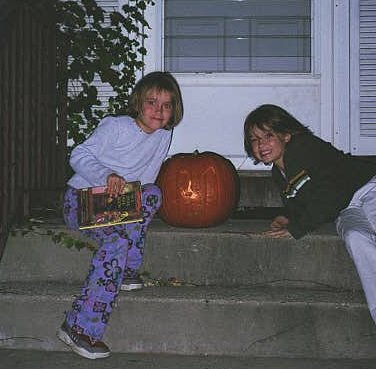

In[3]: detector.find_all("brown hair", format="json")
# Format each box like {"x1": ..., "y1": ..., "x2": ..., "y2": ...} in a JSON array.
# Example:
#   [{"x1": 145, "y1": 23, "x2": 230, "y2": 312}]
[
  {"x1": 244, "y1": 104, "x2": 313, "y2": 158},
  {"x1": 128, "y1": 71, "x2": 184, "y2": 130}
]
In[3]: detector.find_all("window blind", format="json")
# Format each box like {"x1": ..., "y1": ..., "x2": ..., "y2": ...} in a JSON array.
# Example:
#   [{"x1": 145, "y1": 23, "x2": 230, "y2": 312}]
[{"x1": 164, "y1": 0, "x2": 311, "y2": 73}]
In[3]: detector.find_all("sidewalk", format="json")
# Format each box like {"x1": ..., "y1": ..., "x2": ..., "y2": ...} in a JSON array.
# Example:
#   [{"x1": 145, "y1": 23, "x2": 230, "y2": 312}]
[{"x1": 2, "y1": 349, "x2": 376, "y2": 369}]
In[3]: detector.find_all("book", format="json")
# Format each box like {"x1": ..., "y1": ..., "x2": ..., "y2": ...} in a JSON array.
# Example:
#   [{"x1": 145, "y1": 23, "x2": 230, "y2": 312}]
[{"x1": 77, "y1": 181, "x2": 143, "y2": 229}]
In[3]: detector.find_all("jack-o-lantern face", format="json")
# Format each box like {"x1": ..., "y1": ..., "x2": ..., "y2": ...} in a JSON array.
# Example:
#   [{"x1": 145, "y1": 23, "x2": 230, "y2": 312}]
[{"x1": 157, "y1": 151, "x2": 239, "y2": 227}]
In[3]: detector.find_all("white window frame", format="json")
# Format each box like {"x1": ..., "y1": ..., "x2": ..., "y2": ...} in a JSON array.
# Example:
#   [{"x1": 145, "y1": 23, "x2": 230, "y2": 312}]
[
  {"x1": 146, "y1": 1, "x2": 318, "y2": 76},
  {"x1": 145, "y1": 1, "x2": 337, "y2": 144}
]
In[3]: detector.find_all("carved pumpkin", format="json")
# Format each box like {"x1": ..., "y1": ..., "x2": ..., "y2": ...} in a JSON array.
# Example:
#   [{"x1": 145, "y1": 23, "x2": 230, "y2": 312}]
[{"x1": 157, "y1": 151, "x2": 239, "y2": 227}]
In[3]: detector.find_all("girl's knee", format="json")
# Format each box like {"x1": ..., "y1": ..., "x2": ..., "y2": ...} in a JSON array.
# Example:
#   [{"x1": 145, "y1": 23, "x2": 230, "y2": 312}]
[
  {"x1": 142, "y1": 183, "x2": 162, "y2": 209},
  {"x1": 142, "y1": 183, "x2": 161, "y2": 196},
  {"x1": 336, "y1": 207, "x2": 373, "y2": 240},
  {"x1": 63, "y1": 187, "x2": 80, "y2": 230}
]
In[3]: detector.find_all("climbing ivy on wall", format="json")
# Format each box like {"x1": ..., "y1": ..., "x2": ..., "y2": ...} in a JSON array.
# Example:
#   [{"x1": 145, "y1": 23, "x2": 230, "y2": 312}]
[{"x1": 56, "y1": 0, "x2": 155, "y2": 148}]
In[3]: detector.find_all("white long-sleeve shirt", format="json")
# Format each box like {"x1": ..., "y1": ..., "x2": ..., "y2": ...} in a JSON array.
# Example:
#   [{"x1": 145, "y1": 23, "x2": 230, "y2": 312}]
[{"x1": 67, "y1": 115, "x2": 172, "y2": 189}]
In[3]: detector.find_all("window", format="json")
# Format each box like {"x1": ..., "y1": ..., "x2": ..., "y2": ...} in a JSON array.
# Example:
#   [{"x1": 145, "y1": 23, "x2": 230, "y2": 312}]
[{"x1": 164, "y1": 0, "x2": 311, "y2": 73}]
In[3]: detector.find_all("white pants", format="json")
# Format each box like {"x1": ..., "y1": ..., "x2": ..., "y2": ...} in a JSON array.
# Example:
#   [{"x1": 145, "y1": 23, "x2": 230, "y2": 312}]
[{"x1": 336, "y1": 176, "x2": 376, "y2": 324}]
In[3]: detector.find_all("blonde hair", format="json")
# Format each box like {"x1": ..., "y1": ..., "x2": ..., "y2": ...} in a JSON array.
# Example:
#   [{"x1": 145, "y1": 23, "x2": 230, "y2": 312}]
[{"x1": 128, "y1": 71, "x2": 184, "y2": 130}]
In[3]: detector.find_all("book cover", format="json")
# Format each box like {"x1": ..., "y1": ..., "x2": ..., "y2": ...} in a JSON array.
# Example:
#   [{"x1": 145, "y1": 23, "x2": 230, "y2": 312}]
[{"x1": 77, "y1": 181, "x2": 143, "y2": 230}]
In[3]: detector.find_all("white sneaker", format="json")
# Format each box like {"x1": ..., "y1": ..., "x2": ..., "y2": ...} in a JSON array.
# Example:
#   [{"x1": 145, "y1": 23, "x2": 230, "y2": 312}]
[
  {"x1": 57, "y1": 321, "x2": 110, "y2": 359},
  {"x1": 120, "y1": 274, "x2": 143, "y2": 291}
]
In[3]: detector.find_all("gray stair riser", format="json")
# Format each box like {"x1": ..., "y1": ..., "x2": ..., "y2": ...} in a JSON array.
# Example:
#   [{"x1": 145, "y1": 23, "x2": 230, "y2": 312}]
[
  {"x1": 143, "y1": 232, "x2": 359, "y2": 290},
  {"x1": 0, "y1": 231, "x2": 92, "y2": 283},
  {"x1": 0, "y1": 224, "x2": 361, "y2": 290},
  {"x1": 238, "y1": 173, "x2": 282, "y2": 208},
  {"x1": 0, "y1": 287, "x2": 375, "y2": 359}
]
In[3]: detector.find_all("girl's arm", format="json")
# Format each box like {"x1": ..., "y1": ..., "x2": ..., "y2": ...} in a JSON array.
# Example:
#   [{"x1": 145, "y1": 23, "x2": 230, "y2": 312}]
[
  {"x1": 70, "y1": 118, "x2": 118, "y2": 186},
  {"x1": 282, "y1": 135, "x2": 352, "y2": 239}
]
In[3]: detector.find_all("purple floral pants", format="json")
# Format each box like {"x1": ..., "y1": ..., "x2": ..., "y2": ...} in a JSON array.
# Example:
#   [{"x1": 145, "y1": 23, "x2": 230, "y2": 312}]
[{"x1": 62, "y1": 183, "x2": 161, "y2": 341}]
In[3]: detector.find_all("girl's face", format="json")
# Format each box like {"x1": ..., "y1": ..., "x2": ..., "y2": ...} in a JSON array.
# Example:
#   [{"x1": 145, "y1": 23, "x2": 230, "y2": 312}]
[
  {"x1": 136, "y1": 89, "x2": 173, "y2": 133},
  {"x1": 249, "y1": 126, "x2": 291, "y2": 169}
]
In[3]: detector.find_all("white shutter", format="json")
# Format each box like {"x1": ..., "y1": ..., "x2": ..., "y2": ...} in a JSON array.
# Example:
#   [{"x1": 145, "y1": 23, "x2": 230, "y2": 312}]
[
  {"x1": 359, "y1": 0, "x2": 376, "y2": 138},
  {"x1": 351, "y1": 0, "x2": 376, "y2": 154}
]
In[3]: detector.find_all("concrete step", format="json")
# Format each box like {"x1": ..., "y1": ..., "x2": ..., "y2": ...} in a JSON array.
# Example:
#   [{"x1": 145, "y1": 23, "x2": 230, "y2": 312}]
[
  {"x1": 1, "y1": 219, "x2": 362, "y2": 290},
  {"x1": 2, "y1": 217, "x2": 374, "y2": 359},
  {"x1": 0, "y1": 281, "x2": 375, "y2": 359},
  {"x1": 237, "y1": 170, "x2": 282, "y2": 209},
  {"x1": 1, "y1": 348, "x2": 376, "y2": 369}
]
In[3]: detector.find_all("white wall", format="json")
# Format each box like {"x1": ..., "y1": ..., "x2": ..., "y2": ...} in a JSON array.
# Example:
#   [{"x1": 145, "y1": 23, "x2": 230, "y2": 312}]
[{"x1": 169, "y1": 76, "x2": 320, "y2": 170}]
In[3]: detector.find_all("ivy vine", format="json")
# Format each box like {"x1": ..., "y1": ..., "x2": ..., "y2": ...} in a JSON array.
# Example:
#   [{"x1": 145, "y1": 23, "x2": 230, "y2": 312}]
[
  {"x1": 13, "y1": 0, "x2": 156, "y2": 251},
  {"x1": 56, "y1": 0, "x2": 155, "y2": 148}
]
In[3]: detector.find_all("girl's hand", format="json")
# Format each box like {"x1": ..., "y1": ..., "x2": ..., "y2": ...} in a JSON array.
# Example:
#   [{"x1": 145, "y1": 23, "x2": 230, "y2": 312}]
[
  {"x1": 106, "y1": 173, "x2": 127, "y2": 197},
  {"x1": 270, "y1": 215, "x2": 289, "y2": 230},
  {"x1": 262, "y1": 215, "x2": 292, "y2": 238},
  {"x1": 262, "y1": 228, "x2": 293, "y2": 239}
]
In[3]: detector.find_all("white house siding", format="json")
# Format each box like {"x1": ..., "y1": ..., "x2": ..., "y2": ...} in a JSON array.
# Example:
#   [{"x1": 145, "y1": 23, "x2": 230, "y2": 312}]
[{"x1": 91, "y1": 0, "x2": 375, "y2": 168}]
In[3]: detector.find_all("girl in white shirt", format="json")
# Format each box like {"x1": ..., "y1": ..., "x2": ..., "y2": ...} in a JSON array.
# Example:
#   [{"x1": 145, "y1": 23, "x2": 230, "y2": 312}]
[{"x1": 57, "y1": 71, "x2": 184, "y2": 359}]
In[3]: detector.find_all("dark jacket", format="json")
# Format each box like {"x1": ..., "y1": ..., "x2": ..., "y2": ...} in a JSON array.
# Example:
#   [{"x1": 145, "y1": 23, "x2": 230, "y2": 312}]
[{"x1": 272, "y1": 134, "x2": 376, "y2": 239}]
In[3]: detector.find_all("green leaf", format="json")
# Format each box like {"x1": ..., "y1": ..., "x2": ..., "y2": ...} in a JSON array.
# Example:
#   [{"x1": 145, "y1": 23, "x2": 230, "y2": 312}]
[{"x1": 57, "y1": 0, "x2": 155, "y2": 147}]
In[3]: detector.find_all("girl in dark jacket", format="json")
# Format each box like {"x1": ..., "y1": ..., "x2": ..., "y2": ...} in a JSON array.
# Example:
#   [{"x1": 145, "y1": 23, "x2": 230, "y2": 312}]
[{"x1": 244, "y1": 104, "x2": 376, "y2": 325}]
